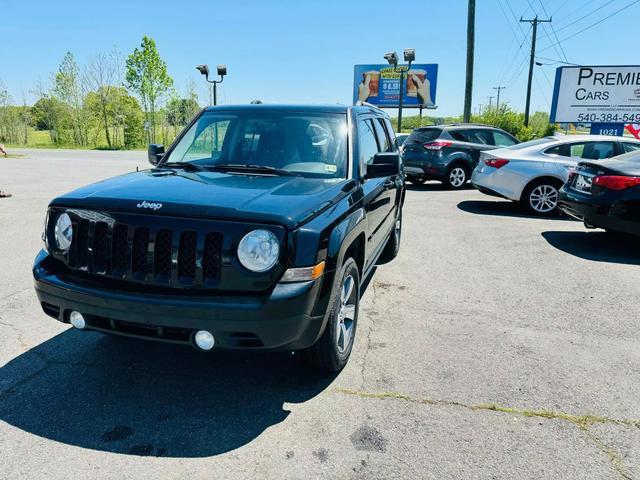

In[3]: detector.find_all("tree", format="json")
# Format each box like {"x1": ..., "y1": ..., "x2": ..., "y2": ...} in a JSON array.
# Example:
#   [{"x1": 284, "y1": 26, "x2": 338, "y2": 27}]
[
  {"x1": 31, "y1": 96, "x2": 72, "y2": 144},
  {"x1": 166, "y1": 96, "x2": 200, "y2": 127},
  {"x1": 125, "y1": 36, "x2": 173, "y2": 144},
  {"x1": 53, "y1": 52, "x2": 90, "y2": 146},
  {"x1": 86, "y1": 49, "x2": 121, "y2": 148}
]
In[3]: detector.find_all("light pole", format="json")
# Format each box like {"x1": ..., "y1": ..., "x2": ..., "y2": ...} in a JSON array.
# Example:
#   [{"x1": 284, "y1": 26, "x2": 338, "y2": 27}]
[
  {"x1": 384, "y1": 48, "x2": 414, "y2": 133},
  {"x1": 196, "y1": 64, "x2": 227, "y2": 106}
]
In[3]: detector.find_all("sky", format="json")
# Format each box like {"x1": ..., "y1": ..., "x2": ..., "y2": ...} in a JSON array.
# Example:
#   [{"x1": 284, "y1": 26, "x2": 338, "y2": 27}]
[{"x1": 0, "y1": 0, "x2": 638, "y2": 117}]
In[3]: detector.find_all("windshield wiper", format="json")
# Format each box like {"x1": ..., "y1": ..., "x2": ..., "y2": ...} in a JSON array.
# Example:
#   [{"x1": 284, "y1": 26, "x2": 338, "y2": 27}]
[
  {"x1": 211, "y1": 164, "x2": 301, "y2": 177},
  {"x1": 157, "y1": 162, "x2": 209, "y2": 172}
]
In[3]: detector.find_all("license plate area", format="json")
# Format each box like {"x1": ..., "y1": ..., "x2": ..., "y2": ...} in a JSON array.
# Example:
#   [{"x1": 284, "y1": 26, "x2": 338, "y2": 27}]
[{"x1": 572, "y1": 174, "x2": 592, "y2": 194}]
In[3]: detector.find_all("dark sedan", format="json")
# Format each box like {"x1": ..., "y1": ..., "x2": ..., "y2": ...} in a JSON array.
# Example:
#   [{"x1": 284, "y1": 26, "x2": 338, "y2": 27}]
[{"x1": 559, "y1": 152, "x2": 640, "y2": 237}]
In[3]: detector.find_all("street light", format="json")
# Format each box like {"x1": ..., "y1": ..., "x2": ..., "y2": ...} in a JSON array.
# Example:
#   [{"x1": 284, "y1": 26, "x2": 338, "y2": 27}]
[
  {"x1": 384, "y1": 48, "x2": 414, "y2": 133},
  {"x1": 196, "y1": 64, "x2": 227, "y2": 106}
]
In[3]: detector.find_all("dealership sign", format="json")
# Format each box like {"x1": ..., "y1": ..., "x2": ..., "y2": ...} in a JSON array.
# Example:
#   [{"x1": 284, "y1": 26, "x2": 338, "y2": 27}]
[
  {"x1": 550, "y1": 65, "x2": 640, "y2": 123},
  {"x1": 353, "y1": 64, "x2": 438, "y2": 108}
]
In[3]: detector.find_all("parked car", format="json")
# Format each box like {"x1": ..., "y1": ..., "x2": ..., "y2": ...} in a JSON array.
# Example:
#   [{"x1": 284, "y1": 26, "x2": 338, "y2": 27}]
[
  {"x1": 33, "y1": 104, "x2": 405, "y2": 372},
  {"x1": 471, "y1": 135, "x2": 640, "y2": 215},
  {"x1": 558, "y1": 151, "x2": 640, "y2": 236},
  {"x1": 401, "y1": 124, "x2": 519, "y2": 189},
  {"x1": 395, "y1": 133, "x2": 409, "y2": 153}
]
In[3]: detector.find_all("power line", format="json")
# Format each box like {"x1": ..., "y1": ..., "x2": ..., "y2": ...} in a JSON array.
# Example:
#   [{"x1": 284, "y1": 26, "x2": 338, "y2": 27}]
[
  {"x1": 537, "y1": 0, "x2": 570, "y2": 63},
  {"x1": 495, "y1": 0, "x2": 522, "y2": 84},
  {"x1": 539, "y1": 0, "x2": 640, "y2": 52},
  {"x1": 535, "y1": 55, "x2": 580, "y2": 66},
  {"x1": 540, "y1": 0, "x2": 617, "y2": 38},
  {"x1": 550, "y1": 0, "x2": 571, "y2": 16}
]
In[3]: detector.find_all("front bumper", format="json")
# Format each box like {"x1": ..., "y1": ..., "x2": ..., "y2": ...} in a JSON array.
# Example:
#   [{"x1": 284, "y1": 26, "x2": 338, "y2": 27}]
[
  {"x1": 558, "y1": 189, "x2": 640, "y2": 236},
  {"x1": 33, "y1": 250, "x2": 329, "y2": 351}
]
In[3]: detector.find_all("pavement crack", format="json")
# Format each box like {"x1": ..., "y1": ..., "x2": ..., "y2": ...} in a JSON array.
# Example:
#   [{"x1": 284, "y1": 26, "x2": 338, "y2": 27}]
[
  {"x1": 0, "y1": 317, "x2": 29, "y2": 349},
  {"x1": 334, "y1": 387, "x2": 637, "y2": 480},
  {"x1": 335, "y1": 387, "x2": 640, "y2": 428},
  {"x1": 581, "y1": 428, "x2": 632, "y2": 480}
]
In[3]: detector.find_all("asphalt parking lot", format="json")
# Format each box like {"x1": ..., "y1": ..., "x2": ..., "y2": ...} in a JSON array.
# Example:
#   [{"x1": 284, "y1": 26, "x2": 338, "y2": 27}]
[{"x1": 1, "y1": 149, "x2": 640, "y2": 479}]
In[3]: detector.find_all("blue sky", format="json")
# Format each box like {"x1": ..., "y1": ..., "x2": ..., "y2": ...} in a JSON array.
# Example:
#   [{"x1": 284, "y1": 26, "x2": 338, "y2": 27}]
[{"x1": 0, "y1": 0, "x2": 638, "y2": 117}]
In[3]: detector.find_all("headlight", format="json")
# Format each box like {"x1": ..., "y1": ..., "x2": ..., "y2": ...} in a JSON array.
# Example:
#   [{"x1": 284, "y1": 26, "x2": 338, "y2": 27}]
[
  {"x1": 237, "y1": 229, "x2": 279, "y2": 272},
  {"x1": 54, "y1": 212, "x2": 73, "y2": 251}
]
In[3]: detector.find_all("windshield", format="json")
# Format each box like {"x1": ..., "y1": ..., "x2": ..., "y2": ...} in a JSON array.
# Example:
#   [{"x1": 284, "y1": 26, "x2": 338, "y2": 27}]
[
  {"x1": 163, "y1": 110, "x2": 349, "y2": 179},
  {"x1": 405, "y1": 128, "x2": 441, "y2": 144}
]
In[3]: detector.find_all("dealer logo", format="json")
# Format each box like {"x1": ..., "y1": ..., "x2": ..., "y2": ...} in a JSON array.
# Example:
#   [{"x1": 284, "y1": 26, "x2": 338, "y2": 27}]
[{"x1": 136, "y1": 200, "x2": 163, "y2": 210}]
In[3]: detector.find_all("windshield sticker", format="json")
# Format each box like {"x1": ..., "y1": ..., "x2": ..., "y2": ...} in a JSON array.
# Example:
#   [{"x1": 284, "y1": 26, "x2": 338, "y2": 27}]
[{"x1": 325, "y1": 164, "x2": 337, "y2": 173}]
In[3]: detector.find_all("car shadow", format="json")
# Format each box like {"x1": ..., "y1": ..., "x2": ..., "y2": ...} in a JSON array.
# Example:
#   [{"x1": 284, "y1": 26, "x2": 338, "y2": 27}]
[
  {"x1": 405, "y1": 181, "x2": 474, "y2": 192},
  {"x1": 0, "y1": 329, "x2": 336, "y2": 458},
  {"x1": 541, "y1": 231, "x2": 640, "y2": 265},
  {"x1": 457, "y1": 200, "x2": 573, "y2": 221}
]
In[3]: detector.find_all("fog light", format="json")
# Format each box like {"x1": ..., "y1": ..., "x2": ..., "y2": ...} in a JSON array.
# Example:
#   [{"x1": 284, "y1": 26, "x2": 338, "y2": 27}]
[
  {"x1": 194, "y1": 330, "x2": 215, "y2": 351},
  {"x1": 69, "y1": 311, "x2": 86, "y2": 329}
]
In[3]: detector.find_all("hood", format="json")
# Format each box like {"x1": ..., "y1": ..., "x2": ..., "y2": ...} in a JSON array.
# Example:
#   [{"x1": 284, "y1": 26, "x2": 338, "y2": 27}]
[{"x1": 50, "y1": 169, "x2": 351, "y2": 229}]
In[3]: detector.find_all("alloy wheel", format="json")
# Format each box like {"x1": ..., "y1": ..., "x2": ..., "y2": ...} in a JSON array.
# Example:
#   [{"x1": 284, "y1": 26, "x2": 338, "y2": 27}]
[
  {"x1": 335, "y1": 274, "x2": 356, "y2": 354},
  {"x1": 449, "y1": 167, "x2": 466, "y2": 187},
  {"x1": 529, "y1": 184, "x2": 558, "y2": 213}
]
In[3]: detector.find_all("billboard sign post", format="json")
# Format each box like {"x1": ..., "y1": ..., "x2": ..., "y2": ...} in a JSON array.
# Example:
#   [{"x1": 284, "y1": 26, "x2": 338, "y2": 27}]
[
  {"x1": 550, "y1": 65, "x2": 640, "y2": 124},
  {"x1": 353, "y1": 64, "x2": 438, "y2": 109}
]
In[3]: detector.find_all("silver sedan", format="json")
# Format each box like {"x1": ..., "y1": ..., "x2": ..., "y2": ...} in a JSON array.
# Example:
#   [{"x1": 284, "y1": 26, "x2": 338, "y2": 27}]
[{"x1": 471, "y1": 134, "x2": 640, "y2": 214}]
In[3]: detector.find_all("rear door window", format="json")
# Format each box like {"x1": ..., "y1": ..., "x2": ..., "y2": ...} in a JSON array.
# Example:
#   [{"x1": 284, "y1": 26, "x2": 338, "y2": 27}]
[
  {"x1": 405, "y1": 128, "x2": 441, "y2": 144},
  {"x1": 623, "y1": 142, "x2": 640, "y2": 153},
  {"x1": 449, "y1": 130, "x2": 469, "y2": 142},
  {"x1": 466, "y1": 129, "x2": 494, "y2": 145},
  {"x1": 568, "y1": 141, "x2": 616, "y2": 160},
  {"x1": 373, "y1": 118, "x2": 392, "y2": 152},
  {"x1": 544, "y1": 144, "x2": 570, "y2": 157},
  {"x1": 492, "y1": 131, "x2": 517, "y2": 147},
  {"x1": 382, "y1": 118, "x2": 397, "y2": 149}
]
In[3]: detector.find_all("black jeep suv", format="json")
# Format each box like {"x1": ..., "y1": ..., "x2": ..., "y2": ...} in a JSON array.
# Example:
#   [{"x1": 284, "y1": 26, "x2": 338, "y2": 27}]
[
  {"x1": 402, "y1": 124, "x2": 518, "y2": 189},
  {"x1": 33, "y1": 104, "x2": 404, "y2": 372}
]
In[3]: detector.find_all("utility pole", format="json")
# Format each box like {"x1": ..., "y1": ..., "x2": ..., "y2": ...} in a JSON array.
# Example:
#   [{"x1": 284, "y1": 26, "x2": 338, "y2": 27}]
[
  {"x1": 520, "y1": 16, "x2": 551, "y2": 126},
  {"x1": 488, "y1": 96, "x2": 494, "y2": 108},
  {"x1": 463, "y1": 0, "x2": 475, "y2": 123},
  {"x1": 493, "y1": 86, "x2": 505, "y2": 108},
  {"x1": 478, "y1": 103, "x2": 484, "y2": 116}
]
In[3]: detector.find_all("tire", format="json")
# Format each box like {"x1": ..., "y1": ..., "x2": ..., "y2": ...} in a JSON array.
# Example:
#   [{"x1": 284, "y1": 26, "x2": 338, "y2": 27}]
[
  {"x1": 444, "y1": 164, "x2": 468, "y2": 189},
  {"x1": 379, "y1": 210, "x2": 402, "y2": 263},
  {"x1": 521, "y1": 179, "x2": 562, "y2": 215},
  {"x1": 408, "y1": 177, "x2": 426, "y2": 185},
  {"x1": 304, "y1": 258, "x2": 360, "y2": 372}
]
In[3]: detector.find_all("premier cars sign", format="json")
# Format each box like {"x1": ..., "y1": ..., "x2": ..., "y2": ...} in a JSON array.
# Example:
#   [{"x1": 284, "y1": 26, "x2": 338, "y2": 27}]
[{"x1": 550, "y1": 65, "x2": 640, "y2": 124}]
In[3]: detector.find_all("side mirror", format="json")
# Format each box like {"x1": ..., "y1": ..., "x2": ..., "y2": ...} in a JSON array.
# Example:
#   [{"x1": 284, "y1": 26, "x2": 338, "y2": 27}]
[
  {"x1": 365, "y1": 153, "x2": 401, "y2": 179},
  {"x1": 394, "y1": 137, "x2": 403, "y2": 148},
  {"x1": 148, "y1": 144, "x2": 165, "y2": 166}
]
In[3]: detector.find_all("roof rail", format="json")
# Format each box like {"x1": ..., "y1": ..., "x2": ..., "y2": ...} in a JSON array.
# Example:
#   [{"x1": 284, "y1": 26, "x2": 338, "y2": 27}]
[{"x1": 354, "y1": 101, "x2": 383, "y2": 111}]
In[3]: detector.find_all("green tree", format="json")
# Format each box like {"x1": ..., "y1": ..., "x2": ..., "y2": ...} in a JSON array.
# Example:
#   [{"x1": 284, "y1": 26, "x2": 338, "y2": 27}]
[
  {"x1": 53, "y1": 51, "x2": 90, "y2": 146},
  {"x1": 125, "y1": 36, "x2": 173, "y2": 144},
  {"x1": 31, "y1": 96, "x2": 72, "y2": 144}
]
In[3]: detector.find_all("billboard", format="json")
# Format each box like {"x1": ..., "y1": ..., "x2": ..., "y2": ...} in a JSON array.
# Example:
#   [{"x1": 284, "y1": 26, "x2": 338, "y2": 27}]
[
  {"x1": 353, "y1": 64, "x2": 438, "y2": 108},
  {"x1": 550, "y1": 65, "x2": 640, "y2": 123}
]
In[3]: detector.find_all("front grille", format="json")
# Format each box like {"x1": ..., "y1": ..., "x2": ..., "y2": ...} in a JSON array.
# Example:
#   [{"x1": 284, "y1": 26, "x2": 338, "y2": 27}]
[{"x1": 64, "y1": 214, "x2": 223, "y2": 289}]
